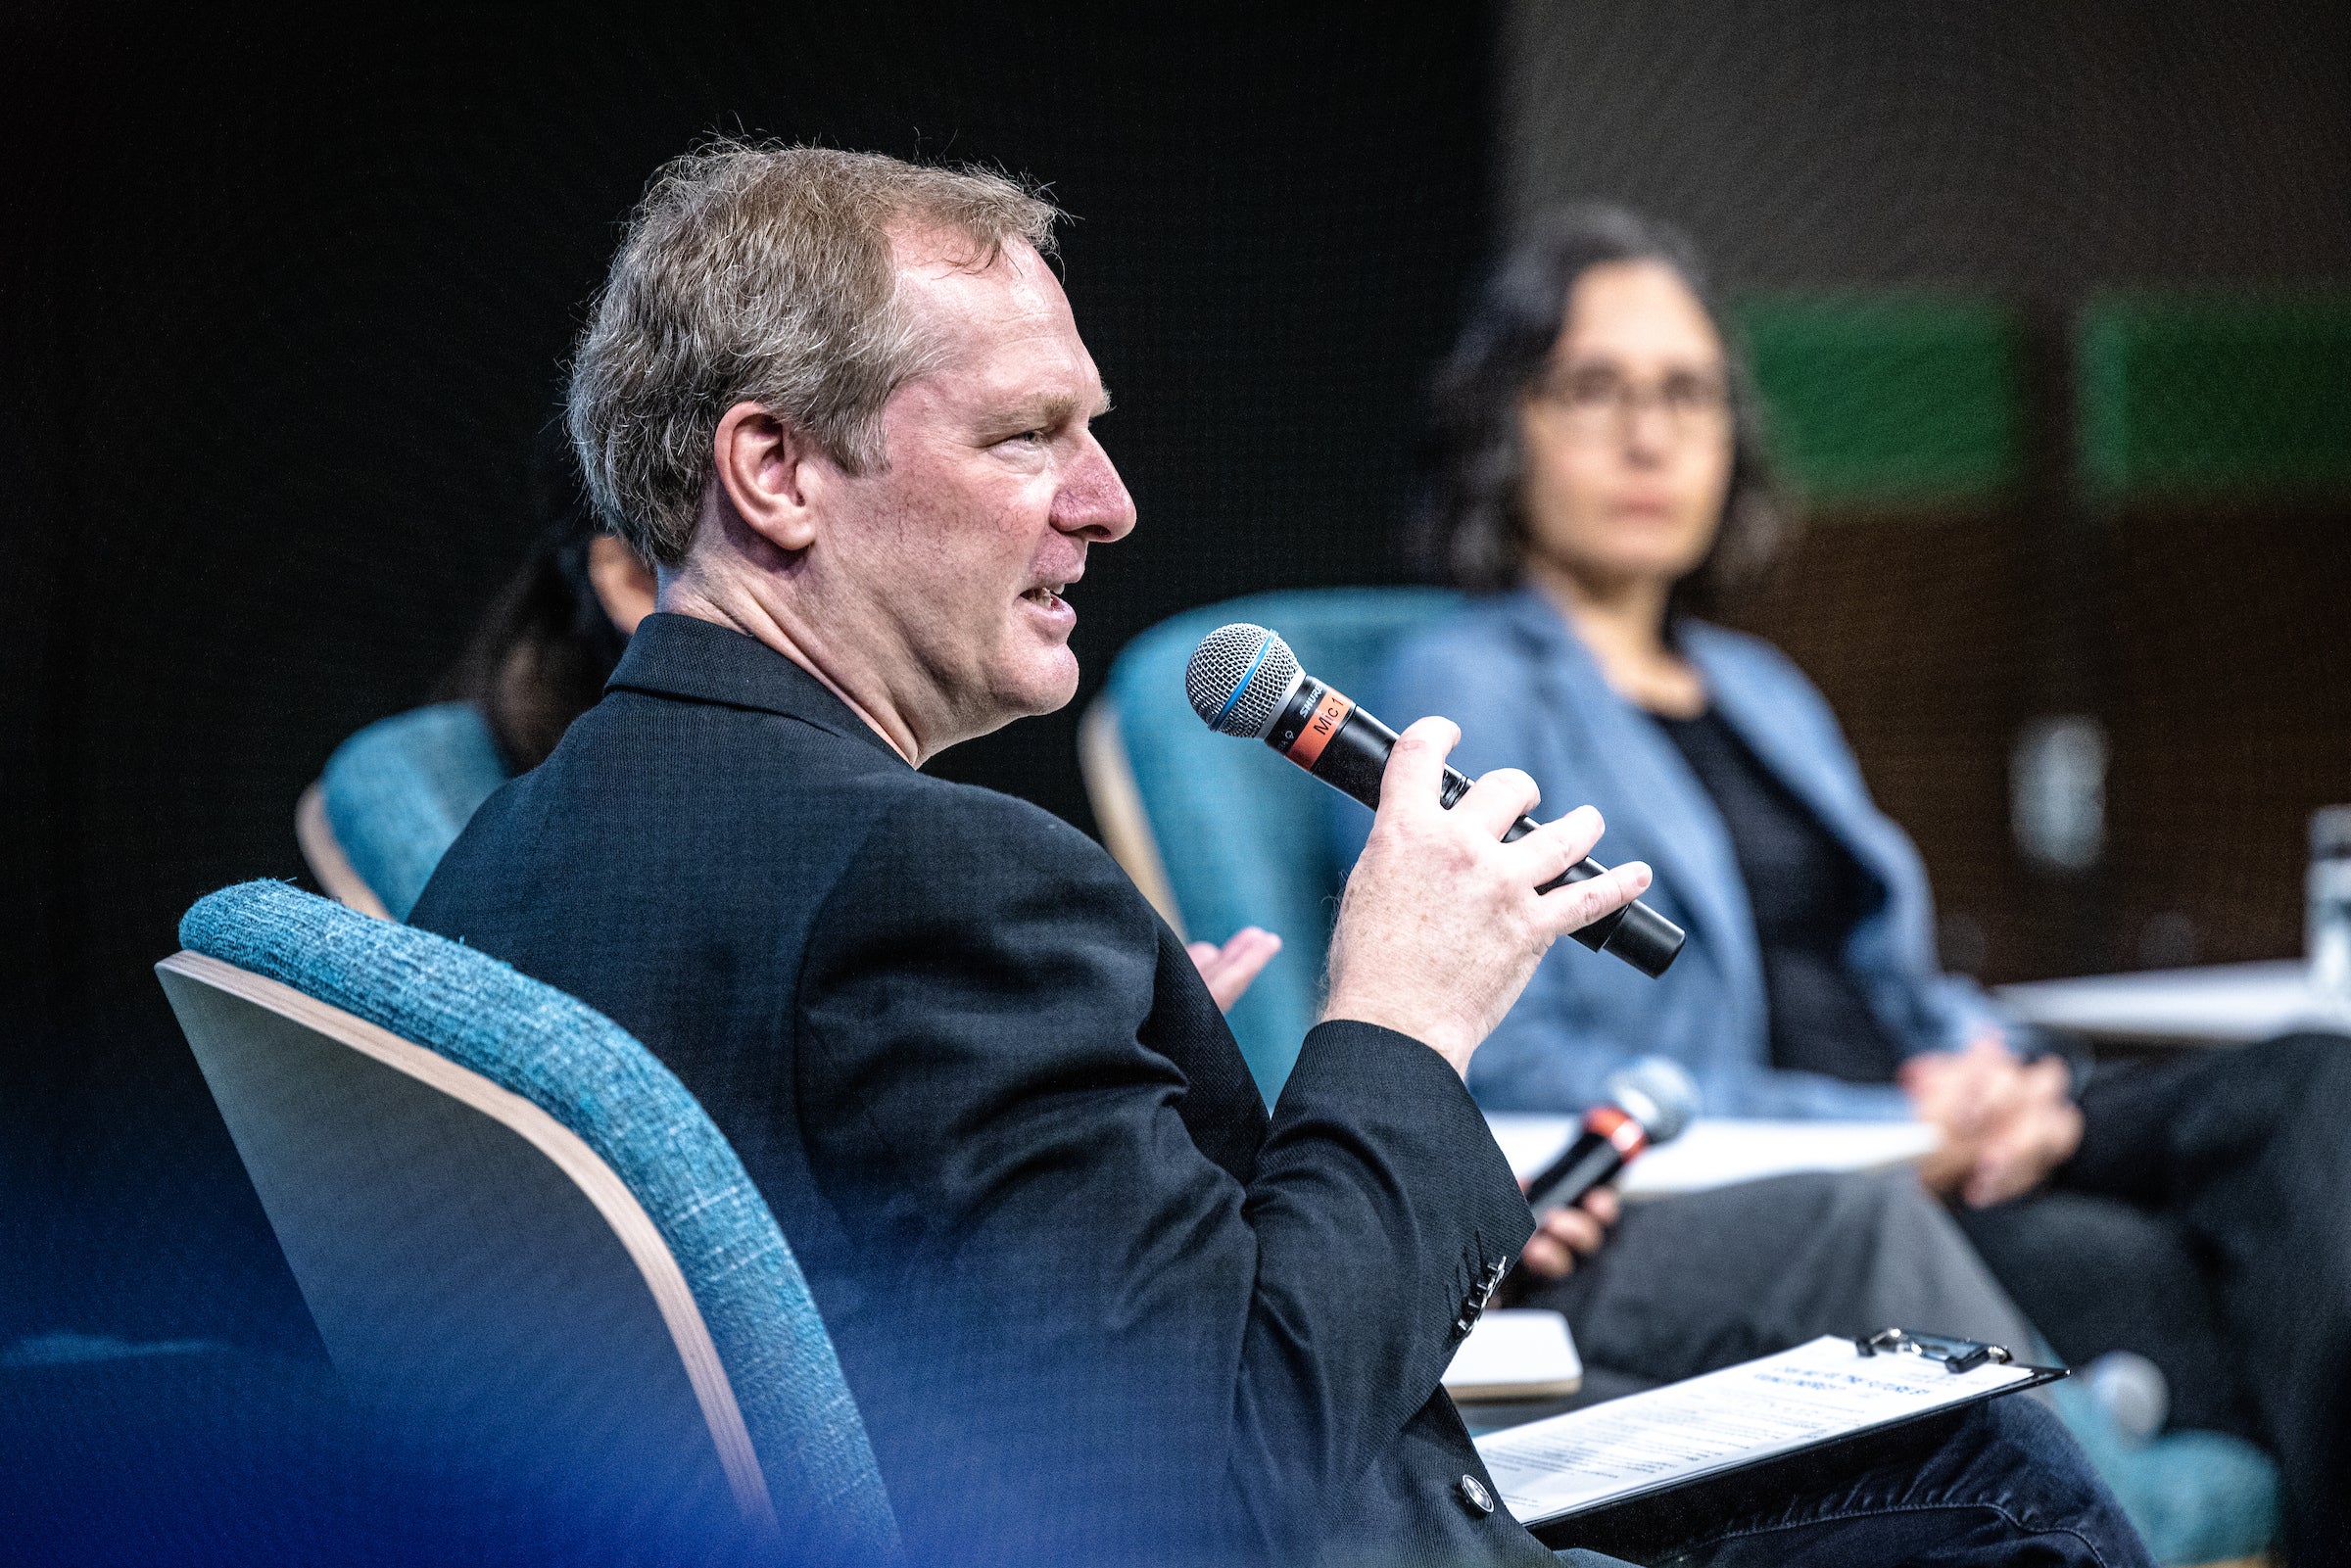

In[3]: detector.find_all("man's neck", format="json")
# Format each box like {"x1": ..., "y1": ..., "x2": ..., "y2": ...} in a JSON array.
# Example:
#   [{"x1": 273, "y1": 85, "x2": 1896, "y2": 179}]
[{"x1": 657, "y1": 566, "x2": 926, "y2": 767}]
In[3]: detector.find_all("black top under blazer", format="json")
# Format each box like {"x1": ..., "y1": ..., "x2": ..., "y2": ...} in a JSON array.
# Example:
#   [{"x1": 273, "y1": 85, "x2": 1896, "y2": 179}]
[{"x1": 410, "y1": 613, "x2": 1545, "y2": 1568}]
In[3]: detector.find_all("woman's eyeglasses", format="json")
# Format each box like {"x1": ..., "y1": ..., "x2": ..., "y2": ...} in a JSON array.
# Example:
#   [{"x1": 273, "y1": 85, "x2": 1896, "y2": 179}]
[{"x1": 1527, "y1": 364, "x2": 1731, "y2": 444}]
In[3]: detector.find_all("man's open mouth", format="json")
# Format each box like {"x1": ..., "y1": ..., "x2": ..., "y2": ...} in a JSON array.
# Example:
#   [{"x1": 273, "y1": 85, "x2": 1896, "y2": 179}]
[{"x1": 1021, "y1": 584, "x2": 1068, "y2": 608}]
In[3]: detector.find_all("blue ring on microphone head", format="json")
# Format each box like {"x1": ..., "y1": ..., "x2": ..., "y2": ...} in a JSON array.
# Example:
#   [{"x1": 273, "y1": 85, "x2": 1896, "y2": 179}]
[{"x1": 1212, "y1": 634, "x2": 1276, "y2": 733}]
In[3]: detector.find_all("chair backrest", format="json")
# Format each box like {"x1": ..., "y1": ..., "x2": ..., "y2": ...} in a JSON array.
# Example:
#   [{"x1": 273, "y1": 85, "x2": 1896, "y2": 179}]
[
  {"x1": 311, "y1": 704, "x2": 511, "y2": 920},
  {"x1": 1086, "y1": 588, "x2": 1462, "y2": 1101},
  {"x1": 159, "y1": 879, "x2": 899, "y2": 1564}
]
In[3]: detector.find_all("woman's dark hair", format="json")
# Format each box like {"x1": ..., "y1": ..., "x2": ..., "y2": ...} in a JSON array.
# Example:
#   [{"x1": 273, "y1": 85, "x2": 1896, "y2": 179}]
[
  {"x1": 437, "y1": 419, "x2": 633, "y2": 772},
  {"x1": 1408, "y1": 206, "x2": 1789, "y2": 617}
]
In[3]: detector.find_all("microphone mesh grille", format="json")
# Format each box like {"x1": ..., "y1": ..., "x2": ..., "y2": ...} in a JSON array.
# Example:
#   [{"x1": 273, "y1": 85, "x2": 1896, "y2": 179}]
[
  {"x1": 1185, "y1": 623, "x2": 1300, "y2": 737},
  {"x1": 1606, "y1": 1056, "x2": 1701, "y2": 1144}
]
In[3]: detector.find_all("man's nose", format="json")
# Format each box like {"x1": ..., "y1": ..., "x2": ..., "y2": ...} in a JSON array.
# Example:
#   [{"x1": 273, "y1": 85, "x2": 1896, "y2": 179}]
[{"x1": 1052, "y1": 435, "x2": 1137, "y2": 542}]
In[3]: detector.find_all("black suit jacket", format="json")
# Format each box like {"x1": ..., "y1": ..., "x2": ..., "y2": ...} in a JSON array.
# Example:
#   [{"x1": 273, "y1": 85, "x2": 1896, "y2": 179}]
[{"x1": 411, "y1": 614, "x2": 1545, "y2": 1567}]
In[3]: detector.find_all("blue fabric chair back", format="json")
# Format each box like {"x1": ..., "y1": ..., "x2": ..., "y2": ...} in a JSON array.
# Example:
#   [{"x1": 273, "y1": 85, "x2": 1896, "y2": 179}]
[
  {"x1": 1099, "y1": 588, "x2": 1461, "y2": 1100},
  {"x1": 319, "y1": 703, "x2": 510, "y2": 919},
  {"x1": 171, "y1": 879, "x2": 900, "y2": 1562}
]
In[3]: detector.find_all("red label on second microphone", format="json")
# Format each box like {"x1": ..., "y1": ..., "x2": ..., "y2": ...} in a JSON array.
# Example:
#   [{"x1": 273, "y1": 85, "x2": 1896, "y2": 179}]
[{"x1": 1585, "y1": 1105, "x2": 1650, "y2": 1160}]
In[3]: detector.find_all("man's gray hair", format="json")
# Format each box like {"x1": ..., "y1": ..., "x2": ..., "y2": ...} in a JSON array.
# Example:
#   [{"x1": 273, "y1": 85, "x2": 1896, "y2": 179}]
[{"x1": 566, "y1": 142, "x2": 1062, "y2": 564}]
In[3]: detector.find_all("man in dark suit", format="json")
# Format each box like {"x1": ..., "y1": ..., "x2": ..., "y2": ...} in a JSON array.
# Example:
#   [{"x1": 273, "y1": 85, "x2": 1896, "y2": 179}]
[{"x1": 413, "y1": 143, "x2": 2146, "y2": 1567}]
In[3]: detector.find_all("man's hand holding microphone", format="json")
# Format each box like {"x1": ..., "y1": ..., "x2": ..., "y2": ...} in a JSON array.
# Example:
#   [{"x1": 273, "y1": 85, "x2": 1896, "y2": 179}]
[{"x1": 1320, "y1": 717, "x2": 1654, "y2": 1078}]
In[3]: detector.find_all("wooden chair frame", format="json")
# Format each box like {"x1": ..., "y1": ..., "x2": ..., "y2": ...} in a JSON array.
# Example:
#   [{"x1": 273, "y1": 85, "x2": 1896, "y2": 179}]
[{"x1": 157, "y1": 950, "x2": 777, "y2": 1532}]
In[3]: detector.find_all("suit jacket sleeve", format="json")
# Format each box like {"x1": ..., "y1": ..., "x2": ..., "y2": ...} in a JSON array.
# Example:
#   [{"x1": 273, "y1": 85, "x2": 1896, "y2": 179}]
[{"x1": 792, "y1": 785, "x2": 1532, "y2": 1564}]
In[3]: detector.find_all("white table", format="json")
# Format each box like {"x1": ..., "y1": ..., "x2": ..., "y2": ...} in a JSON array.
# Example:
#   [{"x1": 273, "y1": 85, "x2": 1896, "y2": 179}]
[
  {"x1": 1994, "y1": 960, "x2": 2351, "y2": 1047},
  {"x1": 1483, "y1": 1115, "x2": 1941, "y2": 1202}
]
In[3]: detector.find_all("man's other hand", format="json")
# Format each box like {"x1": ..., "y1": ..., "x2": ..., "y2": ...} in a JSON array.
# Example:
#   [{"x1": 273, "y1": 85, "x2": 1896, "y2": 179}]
[
  {"x1": 1518, "y1": 1185, "x2": 1620, "y2": 1279},
  {"x1": 1187, "y1": 927, "x2": 1282, "y2": 1014},
  {"x1": 1322, "y1": 718, "x2": 1651, "y2": 1074}
]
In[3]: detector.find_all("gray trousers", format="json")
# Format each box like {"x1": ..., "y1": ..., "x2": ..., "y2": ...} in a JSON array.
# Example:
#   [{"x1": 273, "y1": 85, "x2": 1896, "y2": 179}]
[{"x1": 1524, "y1": 1168, "x2": 2039, "y2": 1399}]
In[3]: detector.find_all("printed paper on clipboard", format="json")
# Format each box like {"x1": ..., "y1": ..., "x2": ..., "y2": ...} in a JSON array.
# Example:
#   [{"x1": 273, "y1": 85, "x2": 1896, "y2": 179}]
[{"x1": 1474, "y1": 1333, "x2": 2063, "y2": 1527}]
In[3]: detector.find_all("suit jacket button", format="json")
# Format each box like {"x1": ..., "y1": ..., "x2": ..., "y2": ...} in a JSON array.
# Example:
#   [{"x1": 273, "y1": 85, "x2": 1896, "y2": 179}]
[{"x1": 1458, "y1": 1474, "x2": 1496, "y2": 1515}]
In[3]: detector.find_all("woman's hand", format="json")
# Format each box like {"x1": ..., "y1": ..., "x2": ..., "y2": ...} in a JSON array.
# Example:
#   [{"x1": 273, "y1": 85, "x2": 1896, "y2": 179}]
[
  {"x1": 1187, "y1": 927, "x2": 1283, "y2": 1013},
  {"x1": 1901, "y1": 1031, "x2": 2082, "y2": 1207},
  {"x1": 1517, "y1": 1184, "x2": 1621, "y2": 1279},
  {"x1": 1960, "y1": 1055, "x2": 2081, "y2": 1206}
]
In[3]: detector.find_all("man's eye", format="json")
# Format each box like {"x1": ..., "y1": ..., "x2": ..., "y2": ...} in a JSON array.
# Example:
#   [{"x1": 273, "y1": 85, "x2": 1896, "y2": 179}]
[{"x1": 1004, "y1": 430, "x2": 1046, "y2": 447}]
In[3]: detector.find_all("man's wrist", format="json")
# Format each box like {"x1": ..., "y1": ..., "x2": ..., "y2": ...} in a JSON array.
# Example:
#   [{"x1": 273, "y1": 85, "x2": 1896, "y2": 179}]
[{"x1": 1319, "y1": 996, "x2": 1474, "y2": 1076}]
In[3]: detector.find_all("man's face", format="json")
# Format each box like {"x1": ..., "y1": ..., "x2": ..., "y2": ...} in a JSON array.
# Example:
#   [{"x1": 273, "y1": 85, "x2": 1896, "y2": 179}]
[{"x1": 819, "y1": 234, "x2": 1134, "y2": 750}]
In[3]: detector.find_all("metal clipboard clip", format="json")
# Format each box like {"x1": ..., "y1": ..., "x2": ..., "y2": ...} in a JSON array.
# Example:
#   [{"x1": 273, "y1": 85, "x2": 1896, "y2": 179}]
[{"x1": 1854, "y1": 1327, "x2": 2015, "y2": 1375}]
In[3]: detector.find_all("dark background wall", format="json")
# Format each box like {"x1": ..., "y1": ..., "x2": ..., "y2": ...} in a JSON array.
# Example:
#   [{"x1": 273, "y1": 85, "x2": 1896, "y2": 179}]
[
  {"x1": 0, "y1": 3, "x2": 1492, "y2": 1347},
  {"x1": 1501, "y1": 0, "x2": 2351, "y2": 292},
  {"x1": 1499, "y1": 0, "x2": 2351, "y2": 984}
]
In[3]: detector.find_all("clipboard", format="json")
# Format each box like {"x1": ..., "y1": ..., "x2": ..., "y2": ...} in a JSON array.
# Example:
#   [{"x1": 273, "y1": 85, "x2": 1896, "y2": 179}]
[{"x1": 1472, "y1": 1331, "x2": 2064, "y2": 1551}]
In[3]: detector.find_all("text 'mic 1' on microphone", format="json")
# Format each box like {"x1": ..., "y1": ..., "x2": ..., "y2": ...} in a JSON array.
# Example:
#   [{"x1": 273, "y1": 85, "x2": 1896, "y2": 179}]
[
  {"x1": 1521, "y1": 1057, "x2": 1701, "y2": 1215},
  {"x1": 1183, "y1": 621, "x2": 1686, "y2": 978}
]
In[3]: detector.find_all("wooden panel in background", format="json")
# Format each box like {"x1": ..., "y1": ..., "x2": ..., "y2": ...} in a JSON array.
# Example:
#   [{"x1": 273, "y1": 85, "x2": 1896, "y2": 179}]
[
  {"x1": 1724, "y1": 512, "x2": 2047, "y2": 984},
  {"x1": 1727, "y1": 503, "x2": 2351, "y2": 985},
  {"x1": 2100, "y1": 506, "x2": 2351, "y2": 968}
]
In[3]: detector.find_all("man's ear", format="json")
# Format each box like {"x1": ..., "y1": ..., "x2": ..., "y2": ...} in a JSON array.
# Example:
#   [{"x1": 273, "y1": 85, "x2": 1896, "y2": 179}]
[{"x1": 711, "y1": 401, "x2": 827, "y2": 554}]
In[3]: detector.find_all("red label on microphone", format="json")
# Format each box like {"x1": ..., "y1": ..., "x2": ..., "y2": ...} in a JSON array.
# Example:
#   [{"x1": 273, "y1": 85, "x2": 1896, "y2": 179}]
[
  {"x1": 1285, "y1": 689, "x2": 1355, "y2": 769},
  {"x1": 1585, "y1": 1104, "x2": 1650, "y2": 1160}
]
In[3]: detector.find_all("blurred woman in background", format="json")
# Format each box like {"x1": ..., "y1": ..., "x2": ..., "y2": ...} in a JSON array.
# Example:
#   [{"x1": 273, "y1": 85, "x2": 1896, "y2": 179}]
[{"x1": 1351, "y1": 206, "x2": 2351, "y2": 1562}]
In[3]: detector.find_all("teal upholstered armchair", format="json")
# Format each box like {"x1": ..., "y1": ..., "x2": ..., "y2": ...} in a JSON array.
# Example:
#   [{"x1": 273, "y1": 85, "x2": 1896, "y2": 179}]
[
  {"x1": 159, "y1": 879, "x2": 900, "y2": 1563},
  {"x1": 296, "y1": 704, "x2": 510, "y2": 920}
]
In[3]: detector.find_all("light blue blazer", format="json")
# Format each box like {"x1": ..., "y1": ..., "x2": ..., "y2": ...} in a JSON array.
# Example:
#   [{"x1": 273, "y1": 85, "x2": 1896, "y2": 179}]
[{"x1": 1334, "y1": 588, "x2": 2001, "y2": 1121}]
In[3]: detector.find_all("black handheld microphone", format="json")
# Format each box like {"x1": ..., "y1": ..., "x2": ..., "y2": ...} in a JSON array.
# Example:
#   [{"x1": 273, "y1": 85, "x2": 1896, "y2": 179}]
[
  {"x1": 1522, "y1": 1057, "x2": 1700, "y2": 1213},
  {"x1": 1183, "y1": 622, "x2": 1686, "y2": 977}
]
